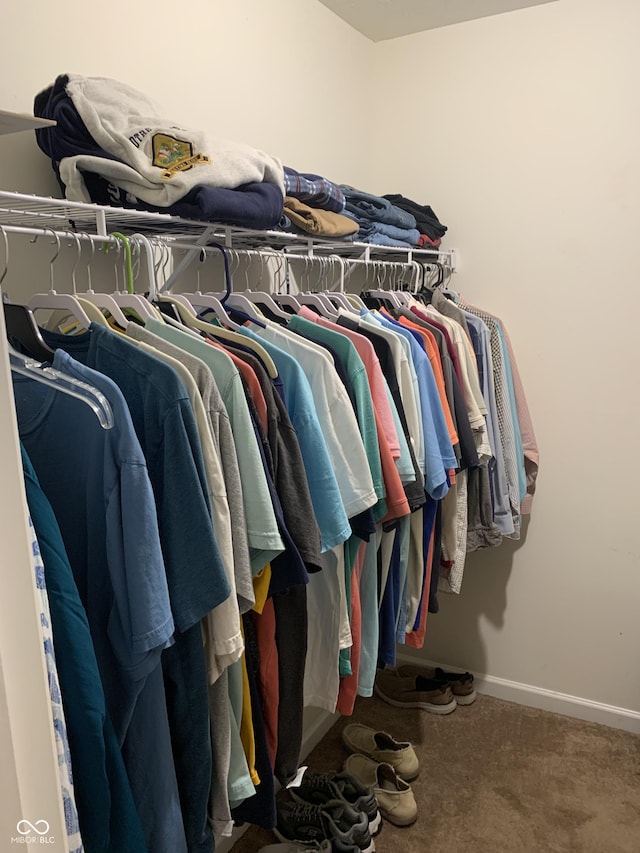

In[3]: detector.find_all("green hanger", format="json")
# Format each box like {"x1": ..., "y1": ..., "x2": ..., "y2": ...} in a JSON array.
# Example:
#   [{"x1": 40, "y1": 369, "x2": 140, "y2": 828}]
[{"x1": 103, "y1": 232, "x2": 134, "y2": 294}]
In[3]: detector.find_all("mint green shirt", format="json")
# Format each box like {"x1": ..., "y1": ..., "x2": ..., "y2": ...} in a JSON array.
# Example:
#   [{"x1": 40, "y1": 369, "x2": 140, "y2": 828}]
[{"x1": 145, "y1": 318, "x2": 285, "y2": 573}]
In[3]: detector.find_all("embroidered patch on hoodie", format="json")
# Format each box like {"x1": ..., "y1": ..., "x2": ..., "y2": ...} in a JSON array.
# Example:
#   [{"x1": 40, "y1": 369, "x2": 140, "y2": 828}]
[{"x1": 152, "y1": 132, "x2": 210, "y2": 179}]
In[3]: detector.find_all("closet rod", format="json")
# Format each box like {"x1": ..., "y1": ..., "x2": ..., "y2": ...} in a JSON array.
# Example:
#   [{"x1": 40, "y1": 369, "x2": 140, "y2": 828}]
[
  {"x1": 0, "y1": 223, "x2": 121, "y2": 247},
  {"x1": 168, "y1": 241, "x2": 453, "y2": 267}
]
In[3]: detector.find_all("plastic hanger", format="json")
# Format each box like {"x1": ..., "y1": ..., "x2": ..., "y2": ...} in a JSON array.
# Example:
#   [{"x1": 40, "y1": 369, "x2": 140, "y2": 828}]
[
  {"x1": 3, "y1": 302, "x2": 56, "y2": 361},
  {"x1": 315, "y1": 256, "x2": 351, "y2": 315},
  {"x1": 293, "y1": 258, "x2": 339, "y2": 319},
  {"x1": 179, "y1": 250, "x2": 244, "y2": 330},
  {"x1": 0, "y1": 225, "x2": 56, "y2": 361},
  {"x1": 65, "y1": 233, "x2": 128, "y2": 329},
  {"x1": 345, "y1": 292, "x2": 366, "y2": 311},
  {"x1": 239, "y1": 254, "x2": 294, "y2": 321},
  {"x1": 28, "y1": 229, "x2": 93, "y2": 330},
  {"x1": 272, "y1": 292, "x2": 302, "y2": 313},
  {"x1": 38, "y1": 234, "x2": 109, "y2": 331},
  {"x1": 9, "y1": 345, "x2": 114, "y2": 429},
  {"x1": 230, "y1": 252, "x2": 291, "y2": 322},
  {"x1": 158, "y1": 243, "x2": 279, "y2": 378},
  {"x1": 122, "y1": 234, "x2": 166, "y2": 321}
]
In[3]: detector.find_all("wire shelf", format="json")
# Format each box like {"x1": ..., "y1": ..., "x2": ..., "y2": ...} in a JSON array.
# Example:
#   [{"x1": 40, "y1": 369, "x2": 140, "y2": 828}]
[{"x1": 0, "y1": 190, "x2": 456, "y2": 267}]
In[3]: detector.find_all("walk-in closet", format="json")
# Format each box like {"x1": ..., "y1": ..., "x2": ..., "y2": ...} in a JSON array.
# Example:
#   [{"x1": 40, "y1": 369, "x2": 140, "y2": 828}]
[{"x1": 0, "y1": 2, "x2": 638, "y2": 852}]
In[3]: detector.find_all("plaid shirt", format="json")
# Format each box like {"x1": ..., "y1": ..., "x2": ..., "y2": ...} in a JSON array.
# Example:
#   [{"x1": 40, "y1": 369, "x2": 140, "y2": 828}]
[{"x1": 284, "y1": 166, "x2": 345, "y2": 213}]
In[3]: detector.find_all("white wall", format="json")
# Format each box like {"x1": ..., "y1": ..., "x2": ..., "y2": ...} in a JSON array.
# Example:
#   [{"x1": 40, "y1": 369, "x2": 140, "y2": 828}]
[
  {"x1": 370, "y1": 0, "x2": 640, "y2": 713},
  {"x1": 0, "y1": 0, "x2": 373, "y2": 195},
  {"x1": 0, "y1": 0, "x2": 373, "y2": 300}
]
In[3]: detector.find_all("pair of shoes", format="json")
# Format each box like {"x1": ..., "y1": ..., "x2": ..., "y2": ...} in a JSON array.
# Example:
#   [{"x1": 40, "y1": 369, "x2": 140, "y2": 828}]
[
  {"x1": 288, "y1": 769, "x2": 381, "y2": 836},
  {"x1": 374, "y1": 666, "x2": 467, "y2": 714},
  {"x1": 276, "y1": 796, "x2": 375, "y2": 852},
  {"x1": 343, "y1": 754, "x2": 417, "y2": 827},
  {"x1": 400, "y1": 664, "x2": 477, "y2": 705},
  {"x1": 260, "y1": 842, "x2": 333, "y2": 852},
  {"x1": 342, "y1": 723, "x2": 419, "y2": 782}
]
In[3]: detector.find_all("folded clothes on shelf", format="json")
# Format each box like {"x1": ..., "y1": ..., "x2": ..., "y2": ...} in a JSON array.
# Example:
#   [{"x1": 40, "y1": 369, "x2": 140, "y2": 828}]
[
  {"x1": 284, "y1": 166, "x2": 346, "y2": 213},
  {"x1": 33, "y1": 73, "x2": 285, "y2": 229}
]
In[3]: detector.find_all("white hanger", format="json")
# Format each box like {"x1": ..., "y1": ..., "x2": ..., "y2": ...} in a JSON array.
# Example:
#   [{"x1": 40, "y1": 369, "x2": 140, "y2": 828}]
[
  {"x1": 157, "y1": 244, "x2": 279, "y2": 378},
  {"x1": 72, "y1": 234, "x2": 130, "y2": 329},
  {"x1": 28, "y1": 229, "x2": 93, "y2": 330},
  {"x1": 238, "y1": 252, "x2": 294, "y2": 321},
  {"x1": 322, "y1": 257, "x2": 357, "y2": 313},
  {"x1": 345, "y1": 292, "x2": 366, "y2": 311}
]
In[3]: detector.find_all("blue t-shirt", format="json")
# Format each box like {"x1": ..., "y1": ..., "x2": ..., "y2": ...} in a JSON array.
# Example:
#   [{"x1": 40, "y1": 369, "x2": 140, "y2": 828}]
[
  {"x1": 372, "y1": 313, "x2": 455, "y2": 500},
  {"x1": 45, "y1": 328, "x2": 231, "y2": 853},
  {"x1": 22, "y1": 445, "x2": 149, "y2": 853},
  {"x1": 13, "y1": 356, "x2": 187, "y2": 853},
  {"x1": 497, "y1": 324, "x2": 527, "y2": 504},
  {"x1": 43, "y1": 325, "x2": 231, "y2": 628},
  {"x1": 240, "y1": 327, "x2": 351, "y2": 552}
]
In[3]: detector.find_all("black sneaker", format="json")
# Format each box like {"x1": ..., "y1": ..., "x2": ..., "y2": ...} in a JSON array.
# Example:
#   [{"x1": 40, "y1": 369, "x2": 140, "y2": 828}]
[
  {"x1": 317, "y1": 800, "x2": 374, "y2": 853},
  {"x1": 276, "y1": 801, "x2": 373, "y2": 853},
  {"x1": 290, "y1": 770, "x2": 381, "y2": 835}
]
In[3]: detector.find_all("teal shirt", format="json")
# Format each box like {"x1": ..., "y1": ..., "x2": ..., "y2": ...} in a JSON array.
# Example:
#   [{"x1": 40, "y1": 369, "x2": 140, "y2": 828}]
[{"x1": 287, "y1": 314, "x2": 387, "y2": 521}]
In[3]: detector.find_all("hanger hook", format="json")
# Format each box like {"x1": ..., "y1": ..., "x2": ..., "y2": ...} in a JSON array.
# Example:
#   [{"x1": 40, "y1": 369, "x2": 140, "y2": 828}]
[
  {"x1": 0, "y1": 224, "x2": 9, "y2": 287},
  {"x1": 130, "y1": 239, "x2": 141, "y2": 287},
  {"x1": 67, "y1": 232, "x2": 82, "y2": 294},
  {"x1": 197, "y1": 247, "x2": 207, "y2": 291},
  {"x1": 274, "y1": 251, "x2": 284, "y2": 292},
  {"x1": 202, "y1": 242, "x2": 232, "y2": 303},
  {"x1": 85, "y1": 236, "x2": 96, "y2": 292},
  {"x1": 43, "y1": 228, "x2": 61, "y2": 290}
]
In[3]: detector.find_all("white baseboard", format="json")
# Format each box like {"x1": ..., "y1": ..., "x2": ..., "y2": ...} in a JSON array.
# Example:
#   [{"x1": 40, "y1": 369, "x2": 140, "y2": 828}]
[{"x1": 395, "y1": 652, "x2": 640, "y2": 735}]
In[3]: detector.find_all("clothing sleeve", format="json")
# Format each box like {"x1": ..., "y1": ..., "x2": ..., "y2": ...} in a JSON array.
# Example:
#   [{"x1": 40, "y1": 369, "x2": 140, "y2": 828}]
[
  {"x1": 106, "y1": 459, "x2": 175, "y2": 679},
  {"x1": 153, "y1": 402, "x2": 231, "y2": 634},
  {"x1": 271, "y1": 391, "x2": 323, "y2": 572},
  {"x1": 216, "y1": 411, "x2": 254, "y2": 611}
]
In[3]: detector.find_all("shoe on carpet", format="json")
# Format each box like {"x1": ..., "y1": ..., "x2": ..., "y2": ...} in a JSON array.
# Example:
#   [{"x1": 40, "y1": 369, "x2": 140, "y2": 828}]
[
  {"x1": 396, "y1": 663, "x2": 477, "y2": 705},
  {"x1": 343, "y1": 754, "x2": 418, "y2": 827},
  {"x1": 341, "y1": 723, "x2": 419, "y2": 782},
  {"x1": 276, "y1": 800, "x2": 374, "y2": 853},
  {"x1": 260, "y1": 842, "x2": 333, "y2": 852},
  {"x1": 289, "y1": 769, "x2": 382, "y2": 835},
  {"x1": 374, "y1": 667, "x2": 457, "y2": 715}
]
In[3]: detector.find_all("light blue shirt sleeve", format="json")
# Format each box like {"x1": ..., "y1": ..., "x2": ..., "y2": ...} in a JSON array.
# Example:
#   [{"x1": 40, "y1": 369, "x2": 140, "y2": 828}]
[
  {"x1": 373, "y1": 314, "x2": 454, "y2": 500},
  {"x1": 239, "y1": 327, "x2": 351, "y2": 552},
  {"x1": 498, "y1": 325, "x2": 527, "y2": 503}
]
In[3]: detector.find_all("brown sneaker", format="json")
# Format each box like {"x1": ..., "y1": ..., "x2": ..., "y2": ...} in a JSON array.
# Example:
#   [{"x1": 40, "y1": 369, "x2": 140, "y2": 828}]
[
  {"x1": 397, "y1": 664, "x2": 477, "y2": 705},
  {"x1": 374, "y1": 668, "x2": 457, "y2": 715}
]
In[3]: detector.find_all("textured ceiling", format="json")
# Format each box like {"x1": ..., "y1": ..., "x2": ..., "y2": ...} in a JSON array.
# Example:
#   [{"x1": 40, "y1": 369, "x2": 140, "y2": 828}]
[{"x1": 316, "y1": 0, "x2": 558, "y2": 42}]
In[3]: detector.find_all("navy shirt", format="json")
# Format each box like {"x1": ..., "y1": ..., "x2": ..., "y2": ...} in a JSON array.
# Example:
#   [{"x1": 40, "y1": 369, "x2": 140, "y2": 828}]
[
  {"x1": 22, "y1": 445, "x2": 148, "y2": 853},
  {"x1": 13, "y1": 356, "x2": 186, "y2": 853}
]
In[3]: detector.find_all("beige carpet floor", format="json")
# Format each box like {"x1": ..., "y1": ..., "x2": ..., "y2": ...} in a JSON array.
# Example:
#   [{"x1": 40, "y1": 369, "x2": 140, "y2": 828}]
[{"x1": 230, "y1": 693, "x2": 640, "y2": 853}]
